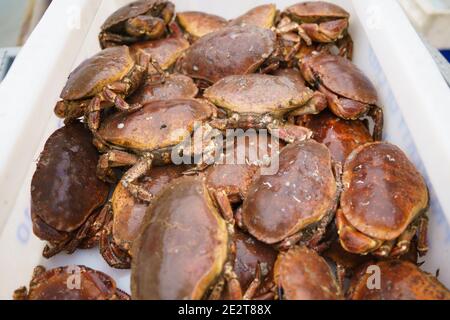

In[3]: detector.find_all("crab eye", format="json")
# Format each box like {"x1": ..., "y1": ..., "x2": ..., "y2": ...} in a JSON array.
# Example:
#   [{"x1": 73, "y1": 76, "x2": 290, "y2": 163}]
[{"x1": 160, "y1": 124, "x2": 167, "y2": 129}]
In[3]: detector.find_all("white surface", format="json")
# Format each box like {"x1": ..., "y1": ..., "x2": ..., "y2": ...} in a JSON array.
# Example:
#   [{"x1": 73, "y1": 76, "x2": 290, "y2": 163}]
[{"x1": 0, "y1": 0, "x2": 450, "y2": 299}]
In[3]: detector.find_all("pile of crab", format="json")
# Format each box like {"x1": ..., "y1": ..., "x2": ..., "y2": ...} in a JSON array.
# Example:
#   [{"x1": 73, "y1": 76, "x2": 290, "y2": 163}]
[{"x1": 14, "y1": 0, "x2": 450, "y2": 300}]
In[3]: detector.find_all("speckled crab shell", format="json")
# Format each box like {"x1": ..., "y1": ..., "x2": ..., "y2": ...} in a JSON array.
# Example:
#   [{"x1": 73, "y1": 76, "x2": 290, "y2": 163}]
[
  {"x1": 203, "y1": 74, "x2": 314, "y2": 116},
  {"x1": 285, "y1": 1, "x2": 350, "y2": 22},
  {"x1": 242, "y1": 139, "x2": 338, "y2": 244},
  {"x1": 228, "y1": 4, "x2": 277, "y2": 29},
  {"x1": 176, "y1": 11, "x2": 227, "y2": 39},
  {"x1": 340, "y1": 142, "x2": 429, "y2": 241},
  {"x1": 274, "y1": 246, "x2": 342, "y2": 300},
  {"x1": 177, "y1": 25, "x2": 276, "y2": 84},
  {"x1": 131, "y1": 176, "x2": 229, "y2": 300}
]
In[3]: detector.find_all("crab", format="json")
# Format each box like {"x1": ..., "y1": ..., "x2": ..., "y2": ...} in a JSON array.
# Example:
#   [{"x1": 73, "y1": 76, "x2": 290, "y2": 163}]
[
  {"x1": 176, "y1": 11, "x2": 227, "y2": 41},
  {"x1": 299, "y1": 53, "x2": 383, "y2": 140},
  {"x1": 336, "y1": 142, "x2": 429, "y2": 258},
  {"x1": 131, "y1": 176, "x2": 257, "y2": 300},
  {"x1": 99, "y1": 165, "x2": 188, "y2": 269},
  {"x1": 273, "y1": 246, "x2": 342, "y2": 300},
  {"x1": 348, "y1": 260, "x2": 450, "y2": 300},
  {"x1": 299, "y1": 109, "x2": 373, "y2": 164},
  {"x1": 228, "y1": 4, "x2": 278, "y2": 29},
  {"x1": 93, "y1": 99, "x2": 220, "y2": 201},
  {"x1": 203, "y1": 73, "x2": 325, "y2": 144},
  {"x1": 240, "y1": 140, "x2": 340, "y2": 251},
  {"x1": 54, "y1": 46, "x2": 149, "y2": 133},
  {"x1": 31, "y1": 122, "x2": 109, "y2": 258},
  {"x1": 13, "y1": 265, "x2": 129, "y2": 300},
  {"x1": 277, "y1": 1, "x2": 353, "y2": 59},
  {"x1": 99, "y1": 0, "x2": 175, "y2": 49},
  {"x1": 176, "y1": 25, "x2": 278, "y2": 86}
]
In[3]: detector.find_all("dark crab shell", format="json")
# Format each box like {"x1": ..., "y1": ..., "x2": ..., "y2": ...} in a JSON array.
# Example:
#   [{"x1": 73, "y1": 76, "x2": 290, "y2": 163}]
[
  {"x1": 97, "y1": 99, "x2": 215, "y2": 152},
  {"x1": 285, "y1": 1, "x2": 350, "y2": 21},
  {"x1": 131, "y1": 176, "x2": 229, "y2": 300},
  {"x1": 14, "y1": 265, "x2": 129, "y2": 300},
  {"x1": 176, "y1": 11, "x2": 227, "y2": 39},
  {"x1": 111, "y1": 165, "x2": 187, "y2": 251},
  {"x1": 31, "y1": 122, "x2": 109, "y2": 233},
  {"x1": 348, "y1": 260, "x2": 450, "y2": 300},
  {"x1": 274, "y1": 246, "x2": 342, "y2": 300},
  {"x1": 242, "y1": 140, "x2": 337, "y2": 244},
  {"x1": 341, "y1": 142, "x2": 429, "y2": 241},
  {"x1": 228, "y1": 4, "x2": 277, "y2": 29},
  {"x1": 101, "y1": 0, "x2": 169, "y2": 32},
  {"x1": 204, "y1": 74, "x2": 314, "y2": 115},
  {"x1": 178, "y1": 25, "x2": 276, "y2": 84},
  {"x1": 60, "y1": 46, "x2": 134, "y2": 101}
]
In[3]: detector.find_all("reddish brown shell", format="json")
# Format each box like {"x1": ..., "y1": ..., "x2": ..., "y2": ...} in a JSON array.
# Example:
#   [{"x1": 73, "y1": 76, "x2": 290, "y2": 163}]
[
  {"x1": 348, "y1": 260, "x2": 450, "y2": 300},
  {"x1": 131, "y1": 176, "x2": 228, "y2": 300},
  {"x1": 31, "y1": 122, "x2": 109, "y2": 233},
  {"x1": 242, "y1": 140, "x2": 337, "y2": 244},
  {"x1": 14, "y1": 266, "x2": 128, "y2": 300},
  {"x1": 302, "y1": 110, "x2": 373, "y2": 164},
  {"x1": 274, "y1": 246, "x2": 342, "y2": 300},
  {"x1": 176, "y1": 11, "x2": 227, "y2": 39},
  {"x1": 341, "y1": 142, "x2": 429, "y2": 240},
  {"x1": 178, "y1": 25, "x2": 276, "y2": 84},
  {"x1": 301, "y1": 54, "x2": 378, "y2": 104},
  {"x1": 101, "y1": 0, "x2": 168, "y2": 31},
  {"x1": 286, "y1": 1, "x2": 349, "y2": 21},
  {"x1": 204, "y1": 74, "x2": 313, "y2": 115},
  {"x1": 111, "y1": 165, "x2": 187, "y2": 251},
  {"x1": 60, "y1": 46, "x2": 134, "y2": 100},
  {"x1": 127, "y1": 74, "x2": 198, "y2": 105},
  {"x1": 228, "y1": 4, "x2": 277, "y2": 29},
  {"x1": 98, "y1": 99, "x2": 215, "y2": 152}
]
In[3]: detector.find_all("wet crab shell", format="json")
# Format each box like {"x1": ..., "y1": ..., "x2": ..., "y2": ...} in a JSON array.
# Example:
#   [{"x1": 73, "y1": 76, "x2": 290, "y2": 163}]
[
  {"x1": 341, "y1": 142, "x2": 429, "y2": 241},
  {"x1": 204, "y1": 74, "x2": 314, "y2": 116},
  {"x1": 111, "y1": 165, "x2": 187, "y2": 252},
  {"x1": 348, "y1": 260, "x2": 450, "y2": 300},
  {"x1": 274, "y1": 246, "x2": 342, "y2": 300},
  {"x1": 242, "y1": 140, "x2": 338, "y2": 244},
  {"x1": 285, "y1": 1, "x2": 350, "y2": 22},
  {"x1": 176, "y1": 11, "x2": 227, "y2": 39},
  {"x1": 300, "y1": 54, "x2": 378, "y2": 106},
  {"x1": 228, "y1": 4, "x2": 277, "y2": 29},
  {"x1": 131, "y1": 176, "x2": 229, "y2": 300},
  {"x1": 31, "y1": 122, "x2": 109, "y2": 234},
  {"x1": 14, "y1": 265, "x2": 129, "y2": 300},
  {"x1": 97, "y1": 99, "x2": 216, "y2": 154},
  {"x1": 178, "y1": 25, "x2": 276, "y2": 84},
  {"x1": 60, "y1": 46, "x2": 135, "y2": 101}
]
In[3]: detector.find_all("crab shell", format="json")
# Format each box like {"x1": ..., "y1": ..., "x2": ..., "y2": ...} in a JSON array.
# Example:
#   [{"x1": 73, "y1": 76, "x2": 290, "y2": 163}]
[
  {"x1": 242, "y1": 140, "x2": 338, "y2": 244},
  {"x1": 340, "y1": 142, "x2": 428, "y2": 245},
  {"x1": 301, "y1": 110, "x2": 373, "y2": 164},
  {"x1": 13, "y1": 266, "x2": 129, "y2": 300},
  {"x1": 131, "y1": 176, "x2": 229, "y2": 300},
  {"x1": 177, "y1": 25, "x2": 276, "y2": 84},
  {"x1": 285, "y1": 1, "x2": 350, "y2": 22},
  {"x1": 204, "y1": 74, "x2": 314, "y2": 118},
  {"x1": 127, "y1": 74, "x2": 198, "y2": 105},
  {"x1": 274, "y1": 246, "x2": 342, "y2": 300},
  {"x1": 31, "y1": 122, "x2": 109, "y2": 238},
  {"x1": 348, "y1": 260, "x2": 450, "y2": 300},
  {"x1": 111, "y1": 165, "x2": 187, "y2": 252},
  {"x1": 97, "y1": 99, "x2": 216, "y2": 159},
  {"x1": 228, "y1": 4, "x2": 277, "y2": 29},
  {"x1": 176, "y1": 11, "x2": 227, "y2": 40},
  {"x1": 300, "y1": 54, "x2": 378, "y2": 119}
]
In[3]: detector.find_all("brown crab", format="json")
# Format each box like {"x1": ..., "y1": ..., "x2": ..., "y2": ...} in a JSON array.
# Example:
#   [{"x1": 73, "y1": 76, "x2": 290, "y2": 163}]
[
  {"x1": 241, "y1": 140, "x2": 340, "y2": 250},
  {"x1": 131, "y1": 176, "x2": 256, "y2": 300},
  {"x1": 54, "y1": 46, "x2": 149, "y2": 132},
  {"x1": 176, "y1": 11, "x2": 227, "y2": 41},
  {"x1": 13, "y1": 265, "x2": 129, "y2": 300},
  {"x1": 99, "y1": 165, "x2": 187, "y2": 269},
  {"x1": 99, "y1": 0, "x2": 175, "y2": 49},
  {"x1": 300, "y1": 53, "x2": 383, "y2": 140},
  {"x1": 228, "y1": 4, "x2": 278, "y2": 29},
  {"x1": 273, "y1": 246, "x2": 342, "y2": 300},
  {"x1": 348, "y1": 260, "x2": 450, "y2": 300},
  {"x1": 31, "y1": 122, "x2": 109, "y2": 258},
  {"x1": 337, "y1": 142, "x2": 429, "y2": 258}
]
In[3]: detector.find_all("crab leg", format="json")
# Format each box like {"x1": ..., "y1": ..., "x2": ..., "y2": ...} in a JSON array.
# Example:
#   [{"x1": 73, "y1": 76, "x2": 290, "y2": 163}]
[
  {"x1": 122, "y1": 153, "x2": 155, "y2": 202},
  {"x1": 267, "y1": 123, "x2": 312, "y2": 144},
  {"x1": 242, "y1": 263, "x2": 263, "y2": 300},
  {"x1": 417, "y1": 214, "x2": 429, "y2": 256},
  {"x1": 97, "y1": 150, "x2": 140, "y2": 182},
  {"x1": 213, "y1": 190, "x2": 235, "y2": 224}
]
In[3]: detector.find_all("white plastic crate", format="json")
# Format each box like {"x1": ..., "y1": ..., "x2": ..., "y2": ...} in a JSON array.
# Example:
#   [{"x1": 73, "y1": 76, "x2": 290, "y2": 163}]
[{"x1": 0, "y1": 0, "x2": 450, "y2": 299}]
